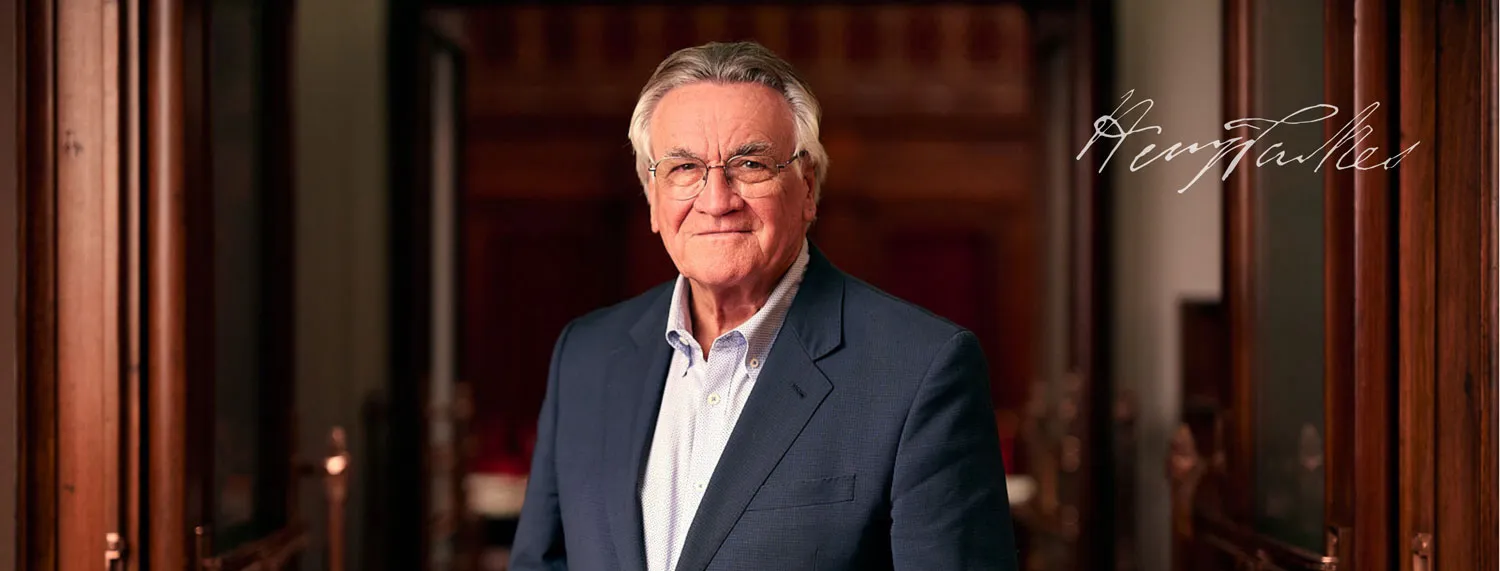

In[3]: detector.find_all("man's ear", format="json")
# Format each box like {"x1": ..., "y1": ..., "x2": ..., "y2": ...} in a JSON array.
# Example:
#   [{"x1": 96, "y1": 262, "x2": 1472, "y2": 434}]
[
  {"x1": 802, "y1": 179, "x2": 818, "y2": 224},
  {"x1": 645, "y1": 186, "x2": 660, "y2": 233}
]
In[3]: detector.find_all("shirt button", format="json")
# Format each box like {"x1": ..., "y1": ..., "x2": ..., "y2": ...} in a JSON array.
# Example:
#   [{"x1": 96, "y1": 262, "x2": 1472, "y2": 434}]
[
  {"x1": 696, "y1": 482, "x2": 706, "y2": 490},
  {"x1": 749, "y1": 358, "x2": 761, "y2": 369},
  {"x1": 707, "y1": 393, "x2": 721, "y2": 405}
]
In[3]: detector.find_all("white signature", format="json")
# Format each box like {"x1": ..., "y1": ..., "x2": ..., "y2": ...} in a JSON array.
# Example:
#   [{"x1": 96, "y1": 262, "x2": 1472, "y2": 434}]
[{"x1": 1077, "y1": 90, "x2": 1421, "y2": 193}]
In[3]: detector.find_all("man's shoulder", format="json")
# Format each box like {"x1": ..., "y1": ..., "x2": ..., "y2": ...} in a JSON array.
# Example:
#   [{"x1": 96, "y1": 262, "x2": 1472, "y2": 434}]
[
  {"x1": 558, "y1": 278, "x2": 674, "y2": 347},
  {"x1": 837, "y1": 271, "x2": 971, "y2": 348}
]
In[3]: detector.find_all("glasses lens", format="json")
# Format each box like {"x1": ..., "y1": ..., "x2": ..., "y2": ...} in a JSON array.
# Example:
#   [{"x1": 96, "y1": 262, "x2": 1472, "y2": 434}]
[
  {"x1": 657, "y1": 158, "x2": 706, "y2": 190},
  {"x1": 726, "y1": 156, "x2": 778, "y2": 185}
]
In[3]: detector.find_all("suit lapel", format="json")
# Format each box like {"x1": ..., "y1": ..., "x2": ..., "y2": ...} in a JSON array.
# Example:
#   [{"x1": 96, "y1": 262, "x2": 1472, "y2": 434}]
[
  {"x1": 672, "y1": 246, "x2": 846, "y2": 571},
  {"x1": 604, "y1": 286, "x2": 673, "y2": 571}
]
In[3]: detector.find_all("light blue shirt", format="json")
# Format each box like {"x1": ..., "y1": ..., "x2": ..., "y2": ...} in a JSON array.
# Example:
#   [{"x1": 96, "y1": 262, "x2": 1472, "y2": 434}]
[{"x1": 639, "y1": 239, "x2": 811, "y2": 571}]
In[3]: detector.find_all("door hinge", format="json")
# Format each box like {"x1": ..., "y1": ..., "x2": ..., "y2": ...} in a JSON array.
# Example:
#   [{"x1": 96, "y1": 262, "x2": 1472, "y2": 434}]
[{"x1": 105, "y1": 532, "x2": 125, "y2": 571}]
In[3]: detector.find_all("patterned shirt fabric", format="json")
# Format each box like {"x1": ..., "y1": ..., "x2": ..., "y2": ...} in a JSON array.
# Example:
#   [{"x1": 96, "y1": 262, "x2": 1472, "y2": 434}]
[{"x1": 640, "y1": 239, "x2": 811, "y2": 571}]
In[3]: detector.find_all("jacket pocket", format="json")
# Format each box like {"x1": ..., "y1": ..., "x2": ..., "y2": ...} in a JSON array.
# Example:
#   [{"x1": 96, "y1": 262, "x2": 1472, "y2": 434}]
[{"x1": 745, "y1": 474, "x2": 856, "y2": 511}]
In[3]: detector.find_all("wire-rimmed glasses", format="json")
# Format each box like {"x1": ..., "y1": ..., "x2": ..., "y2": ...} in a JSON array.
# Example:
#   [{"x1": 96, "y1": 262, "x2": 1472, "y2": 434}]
[{"x1": 648, "y1": 151, "x2": 805, "y2": 200}]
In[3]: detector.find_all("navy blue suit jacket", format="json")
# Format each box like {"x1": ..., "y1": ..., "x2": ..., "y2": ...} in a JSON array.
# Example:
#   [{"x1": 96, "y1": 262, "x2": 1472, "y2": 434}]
[{"x1": 511, "y1": 244, "x2": 1019, "y2": 571}]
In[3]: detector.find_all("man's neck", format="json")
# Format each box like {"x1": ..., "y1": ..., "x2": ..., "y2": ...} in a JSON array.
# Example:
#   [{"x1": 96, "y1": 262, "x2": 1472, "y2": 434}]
[
  {"x1": 684, "y1": 251, "x2": 799, "y2": 355},
  {"x1": 686, "y1": 278, "x2": 769, "y2": 356}
]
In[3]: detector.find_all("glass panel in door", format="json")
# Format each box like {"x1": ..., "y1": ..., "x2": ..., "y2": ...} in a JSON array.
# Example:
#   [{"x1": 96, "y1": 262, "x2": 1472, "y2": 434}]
[{"x1": 1251, "y1": 0, "x2": 1326, "y2": 552}]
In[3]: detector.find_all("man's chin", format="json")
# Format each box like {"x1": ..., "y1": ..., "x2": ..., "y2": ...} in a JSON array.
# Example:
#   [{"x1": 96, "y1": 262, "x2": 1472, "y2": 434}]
[
  {"x1": 682, "y1": 262, "x2": 759, "y2": 290},
  {"x1": 693, "y1": 231, "x2": 754, "y2": 241}
]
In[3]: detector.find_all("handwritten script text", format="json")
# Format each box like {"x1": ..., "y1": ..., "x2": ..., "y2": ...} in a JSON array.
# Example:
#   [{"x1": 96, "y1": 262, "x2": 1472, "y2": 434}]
[{"x1": 1077, "y1": 90, "x2": 1420, "y2": 192}]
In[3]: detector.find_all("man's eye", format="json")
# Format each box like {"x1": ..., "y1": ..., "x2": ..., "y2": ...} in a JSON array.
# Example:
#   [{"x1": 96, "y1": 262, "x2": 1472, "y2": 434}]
[
  {"x1": 671, "y1": 163, "x2": 700, "y2": 173},
  {"x1": 738, "y1": 160, "x2": 768, "y2": 170}
]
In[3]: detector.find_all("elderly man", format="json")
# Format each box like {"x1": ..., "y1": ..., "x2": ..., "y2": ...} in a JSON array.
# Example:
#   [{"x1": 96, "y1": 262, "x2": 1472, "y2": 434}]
[{"x1": 510, "y1": 41, "x2": 1018, "y2": 571}]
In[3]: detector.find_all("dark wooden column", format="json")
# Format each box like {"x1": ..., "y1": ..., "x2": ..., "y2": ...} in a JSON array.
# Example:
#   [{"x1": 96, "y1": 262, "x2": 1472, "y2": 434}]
[{"x1": 147, "y1": 0, "x2": 190, "y2": 563}]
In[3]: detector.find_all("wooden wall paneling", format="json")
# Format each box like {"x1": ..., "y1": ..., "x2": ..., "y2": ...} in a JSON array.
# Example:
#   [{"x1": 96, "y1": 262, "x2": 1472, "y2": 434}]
[
  {"x1": 1397, "y1": 2, "x2": 1436, "y2": 571},
  {"x1": 147, "y1": 0, "x2": 191, "y2": 563},
  {"x1": 464, "y1": 138, "x2": 634, "y2": 201},
  {"x1": 1222, "y1": 0, "x2": 1257, "y2": 526},
  {"x1": 1352, "y1": 1, "x2": 1397, "y2": 571},
  {"x1": 622, "y1": 198, "x2": 677, "y2": 297},
  {"x1": 460, "y1": 4, "x2": 1033, "y2": 130},
  {"x1": 751, "y1": 5, "x2": 789, "y2": 57},
  {"x1": 1323, "y1": 0, "x2": 1356, "y2": 564},
  {"x1": 461, "y1": 199, "x2": 632, "y2": 474},
  {"x1": 1003, "y1": 213, "x2": 1040, "y2": 418},
  {"x1": 1434, "y1": 1, "x2": 1493, "y2": 570},
  {"x1": 805, "y1": 197, "x2": 884, "y2": 289},
  {"x1": 18, "y1": 0, "x2": 57, "y2": 564}
]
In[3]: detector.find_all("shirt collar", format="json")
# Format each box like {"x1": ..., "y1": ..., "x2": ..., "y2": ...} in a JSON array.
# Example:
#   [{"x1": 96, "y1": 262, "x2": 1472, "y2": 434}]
[{"x1": 664, "y1": 238, "x2": 811, "y2": 367}]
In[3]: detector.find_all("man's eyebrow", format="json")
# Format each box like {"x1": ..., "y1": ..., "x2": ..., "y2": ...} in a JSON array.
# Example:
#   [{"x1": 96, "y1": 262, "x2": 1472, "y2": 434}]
[
  {"x1": 659, "y1": 142, "x2": 776, "y2": 161},
  {"x1": 731, "y1": 141, "x2": 773, "y2": 156},
  {"x1": 661, "y1": 147, "x2": 702, "y2": 160}
]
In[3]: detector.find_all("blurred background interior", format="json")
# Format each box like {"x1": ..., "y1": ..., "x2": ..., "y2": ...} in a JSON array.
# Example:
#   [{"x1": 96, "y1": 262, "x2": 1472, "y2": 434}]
[{"x1": 3, "y1": 1, "x2": 1497, "y2": 571}]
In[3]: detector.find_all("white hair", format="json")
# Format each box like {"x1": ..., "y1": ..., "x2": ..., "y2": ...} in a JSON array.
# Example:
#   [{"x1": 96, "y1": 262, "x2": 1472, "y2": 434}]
[{"x1": 628, "y1": 41, "x2": 829, "y2": 202}]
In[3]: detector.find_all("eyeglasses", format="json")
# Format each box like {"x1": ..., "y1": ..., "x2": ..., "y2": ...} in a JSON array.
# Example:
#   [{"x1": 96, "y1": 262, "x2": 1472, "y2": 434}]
[{"x1": 648, "y1": 151, "x2": 805, "y2": 200}]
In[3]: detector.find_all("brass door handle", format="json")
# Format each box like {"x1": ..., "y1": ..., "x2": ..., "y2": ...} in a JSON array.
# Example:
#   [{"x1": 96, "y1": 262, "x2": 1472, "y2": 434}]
[{"x1": 1412, "y1": 533, "x2": 1432, "y2": 571}]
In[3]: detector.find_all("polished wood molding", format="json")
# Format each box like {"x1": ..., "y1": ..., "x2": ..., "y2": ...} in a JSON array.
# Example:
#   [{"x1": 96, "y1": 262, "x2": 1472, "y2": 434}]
[
  {"x1": 1351, "y1": 2, "x2": 1397, "y2": 571},
  {"x1": 1221, "y1": 0, "x2": 1257, "y2": 524},
  {"x1": 125, "y1": 0, "x2": 145, "y2": 564},
  {"x1": 1321, "y1": 0, "x2": 1356, "y2": 542},
  {"x1": 147, "y1": 0, "x2": 190, "y2": 564}
]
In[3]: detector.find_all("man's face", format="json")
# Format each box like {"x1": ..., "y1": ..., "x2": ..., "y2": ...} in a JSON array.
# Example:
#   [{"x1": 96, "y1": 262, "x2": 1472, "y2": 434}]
[{"x1": 646, "y1": 82, "x2": 817, "y2": 291}]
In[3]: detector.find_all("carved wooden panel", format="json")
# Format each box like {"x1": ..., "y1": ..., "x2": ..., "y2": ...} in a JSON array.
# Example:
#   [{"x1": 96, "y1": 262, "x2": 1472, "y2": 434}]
[
  {"x1": 463, "y1": 4, "x2": 1031, "y2": 120},
  {"x1": 463, "y1": 199, "x2": 634, "y2": 475}
]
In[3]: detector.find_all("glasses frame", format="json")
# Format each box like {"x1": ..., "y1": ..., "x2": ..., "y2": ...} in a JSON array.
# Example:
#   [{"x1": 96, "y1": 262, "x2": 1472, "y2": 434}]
[{"x1": 648, "y1": 150, "x2": 806, "y2": 200}]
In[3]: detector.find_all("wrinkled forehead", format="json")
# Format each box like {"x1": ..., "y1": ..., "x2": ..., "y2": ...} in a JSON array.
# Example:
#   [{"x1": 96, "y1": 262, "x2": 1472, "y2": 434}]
[{"x1": 648, "y1": 82, "x2": 798, "y2": 158}]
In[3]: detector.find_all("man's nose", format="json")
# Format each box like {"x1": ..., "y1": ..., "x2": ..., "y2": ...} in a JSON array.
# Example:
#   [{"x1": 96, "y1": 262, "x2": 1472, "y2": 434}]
[{"x1": 694, "y1": 167, "x2": 741, "y2": 214}]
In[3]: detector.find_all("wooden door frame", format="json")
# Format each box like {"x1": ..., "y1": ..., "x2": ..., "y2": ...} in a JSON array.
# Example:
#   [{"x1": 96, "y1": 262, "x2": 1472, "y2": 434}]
[
  {"x1": 1061, "y1": 0, "x2": 1119, "y2": 569},
  {"x1": 385, "y1": 9, "x2": 473, "y2": 567},
  {"x1": 1198, "y1": 1, "x2": 1500, "y2": 571},
  {"x1": 16, "y1": 0, "x2": 303, "y2": 565}
]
